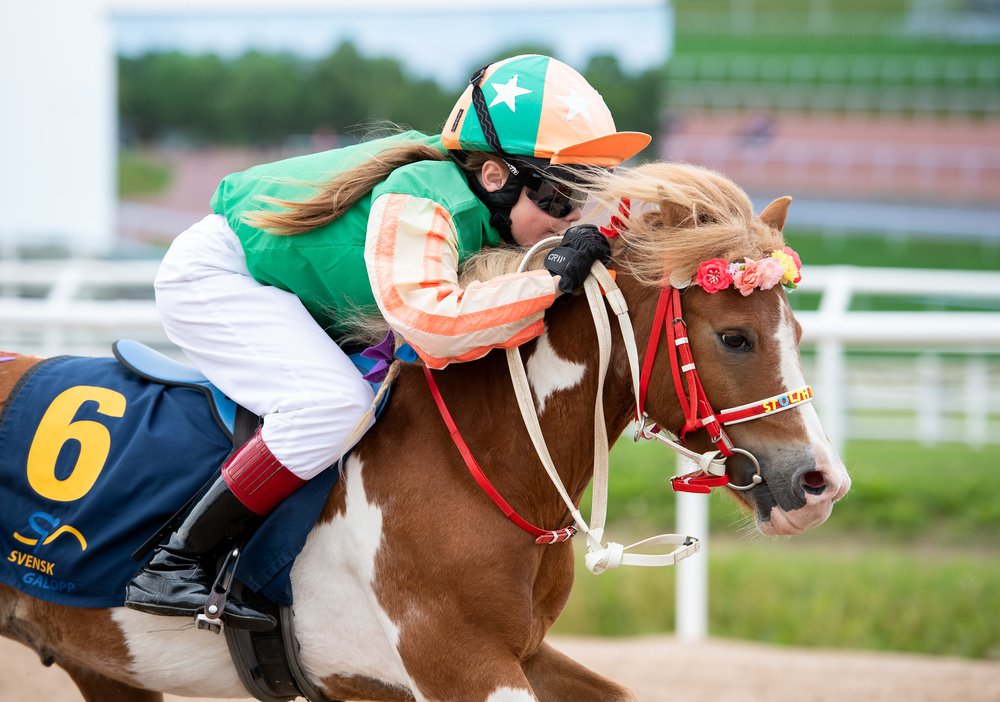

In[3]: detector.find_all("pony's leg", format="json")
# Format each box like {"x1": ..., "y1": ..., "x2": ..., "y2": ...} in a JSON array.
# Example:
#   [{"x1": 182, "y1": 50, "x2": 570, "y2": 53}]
[
  {"x1": 60, "y1": 660, "x2": 163, "y2": 702},
  {"x1": 521, "y1": 641, "x2": 636, "y2": 702},
  {"x1": 399, "y1": 643, "x2": 539, "y2": 702}
]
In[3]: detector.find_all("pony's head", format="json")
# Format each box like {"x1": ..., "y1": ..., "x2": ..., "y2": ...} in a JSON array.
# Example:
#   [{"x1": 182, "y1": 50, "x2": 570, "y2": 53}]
[{"x1": 588, "y1": 162, "x2": 850, "y2": 535}]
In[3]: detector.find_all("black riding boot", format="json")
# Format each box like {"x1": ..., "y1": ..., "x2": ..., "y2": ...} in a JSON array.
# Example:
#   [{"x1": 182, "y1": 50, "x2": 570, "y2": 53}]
[{"x1": 123, "y1": 475, "x2": 276, "y2": 631}]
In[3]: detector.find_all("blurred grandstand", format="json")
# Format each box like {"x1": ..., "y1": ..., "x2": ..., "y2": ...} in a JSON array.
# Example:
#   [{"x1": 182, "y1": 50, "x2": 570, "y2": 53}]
[{"x1": 663, "y1": 0, "x2": 1000, "y2": 209}]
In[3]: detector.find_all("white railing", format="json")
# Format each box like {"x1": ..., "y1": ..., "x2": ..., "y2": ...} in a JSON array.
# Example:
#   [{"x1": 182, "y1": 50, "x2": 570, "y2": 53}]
[
  {"x1": 796, "y1": 266, "x2": 1000, "y2": 450},
  {"x1": 2, "y1": 260, "x2": 998, "y2": 448}
]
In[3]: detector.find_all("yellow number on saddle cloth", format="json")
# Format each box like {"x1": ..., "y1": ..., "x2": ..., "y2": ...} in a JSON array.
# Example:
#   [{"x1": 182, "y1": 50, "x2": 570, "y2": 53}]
[{"x1": 25, "y1": 385, "x2": 126, "y2": 503}]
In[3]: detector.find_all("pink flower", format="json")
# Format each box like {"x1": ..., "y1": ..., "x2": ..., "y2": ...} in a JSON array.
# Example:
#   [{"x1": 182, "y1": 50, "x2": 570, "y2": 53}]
[
  {"x1": 757, "y1": 257, "x2": 786, "y2": 290},
  {"x1": 694, "y1": 258, "x2": 733, "y2": 293},
  {"x1": 732, "y1": 258, "x2": 761, "y2": 296}
]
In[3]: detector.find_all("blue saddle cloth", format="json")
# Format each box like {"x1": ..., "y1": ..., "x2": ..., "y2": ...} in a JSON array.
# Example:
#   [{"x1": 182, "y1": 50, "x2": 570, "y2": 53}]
[{"x1": 0, "y1": 346, "x2": 402, "y2": 608}]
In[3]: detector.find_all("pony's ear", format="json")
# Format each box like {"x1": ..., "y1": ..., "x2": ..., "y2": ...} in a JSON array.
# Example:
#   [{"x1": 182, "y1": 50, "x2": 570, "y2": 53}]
[
  {"x1": 759, "y1": 196, "x2": 792, "y2": 231},
  {"x1": 659, "y1": 201, "x2": 694, "y2": 229}
]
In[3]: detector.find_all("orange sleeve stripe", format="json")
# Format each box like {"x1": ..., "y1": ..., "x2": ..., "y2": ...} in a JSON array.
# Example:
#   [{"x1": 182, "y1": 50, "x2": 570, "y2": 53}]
[
  {"x1": 410, "y1": 319, "x2": 547, "y2": 369},
  {"x1": 372, "y1": 194, "x2": 557, "y2": 338},
  {"x1": 384, "y1": 282, "x2": 554, "y2": 338}
]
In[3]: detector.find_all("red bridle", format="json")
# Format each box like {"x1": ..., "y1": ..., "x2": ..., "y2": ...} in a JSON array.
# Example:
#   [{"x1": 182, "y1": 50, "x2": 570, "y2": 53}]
[
  {"x1": 637, "y1": 286, "x2": 814, "y2": 493},
  {"x1": 422, "y1": 273, "x2": 815, "y2": 547}
]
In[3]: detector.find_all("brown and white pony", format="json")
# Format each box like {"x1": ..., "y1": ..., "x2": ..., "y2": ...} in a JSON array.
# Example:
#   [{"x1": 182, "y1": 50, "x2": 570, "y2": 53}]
[{"x1": 0, "y1": 163, "x2": 850, "y2": 702}]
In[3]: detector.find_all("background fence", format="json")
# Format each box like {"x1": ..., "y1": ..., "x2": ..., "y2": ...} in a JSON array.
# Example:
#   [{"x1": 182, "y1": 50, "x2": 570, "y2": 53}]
[{"x1": 2, "y1": 259, "x2": 997, "y2": 451}]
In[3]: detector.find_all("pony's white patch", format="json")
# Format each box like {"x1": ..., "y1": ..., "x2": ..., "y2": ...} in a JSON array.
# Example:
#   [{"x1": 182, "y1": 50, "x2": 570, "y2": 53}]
[
  {"x1": 773, "y1": 297, "x2": 850, "y2": 485},
  {"x1": 112, "y1": 455, "x2": 417, "y2": 700},
  {"x1": 110, "y1": 608, "x2": 244, "y2": 697},
  {"x1": 486, "y1": 687, "x2": 537, "y2": 702},
  {"x1": 525, "y1": 332, "x2": 586, "y2": 414},
  {"x1": 290, "y1": 455, "x2": 414, "y2": 693}
]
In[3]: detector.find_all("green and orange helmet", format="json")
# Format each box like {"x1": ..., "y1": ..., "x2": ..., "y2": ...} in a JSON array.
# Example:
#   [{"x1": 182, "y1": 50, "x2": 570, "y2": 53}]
[{"x1": 442, "y1": 54, "x2": 651, "y2": 169}]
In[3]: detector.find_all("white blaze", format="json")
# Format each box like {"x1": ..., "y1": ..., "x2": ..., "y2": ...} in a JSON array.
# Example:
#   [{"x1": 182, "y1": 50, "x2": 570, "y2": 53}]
[{"x1": 774, "y1": 296, "x2": 850, "y2": 489}]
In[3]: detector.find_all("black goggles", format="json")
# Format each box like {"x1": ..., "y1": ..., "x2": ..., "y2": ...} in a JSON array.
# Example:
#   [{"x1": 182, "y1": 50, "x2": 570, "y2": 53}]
[{"x1": 524, "y1": 177, "x2": 586, "y2": 219}]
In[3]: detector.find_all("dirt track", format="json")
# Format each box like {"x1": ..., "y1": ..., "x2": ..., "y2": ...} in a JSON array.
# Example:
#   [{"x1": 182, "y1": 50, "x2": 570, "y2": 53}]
[{"x1": 3, "y1": 634, "x2": 998, "y2": 702}]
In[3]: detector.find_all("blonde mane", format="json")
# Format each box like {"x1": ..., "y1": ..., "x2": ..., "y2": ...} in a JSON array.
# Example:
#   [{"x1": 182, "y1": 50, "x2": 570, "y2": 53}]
[{"x1": 592, "y1": 162, "x2": 786, "y2": 287}]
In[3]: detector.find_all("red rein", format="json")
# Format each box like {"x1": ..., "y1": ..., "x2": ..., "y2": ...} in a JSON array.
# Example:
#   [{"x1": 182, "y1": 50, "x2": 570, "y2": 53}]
[{"x1": 422, "y1": 366, "x2": 576, "y2": 544}]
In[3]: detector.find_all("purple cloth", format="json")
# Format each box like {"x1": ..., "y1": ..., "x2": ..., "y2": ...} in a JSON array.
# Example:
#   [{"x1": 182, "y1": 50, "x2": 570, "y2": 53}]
[
  {"x1": 0, "y1": 356, "x2": 16, "y2": 363},
  {"x1": 359, "y1": 332, "x2": 396, "y2": 383}
]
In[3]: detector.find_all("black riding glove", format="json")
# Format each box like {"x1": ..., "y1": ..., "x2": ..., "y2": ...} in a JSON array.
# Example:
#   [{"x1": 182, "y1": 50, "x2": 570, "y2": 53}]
[{"x1": 543, "y1": 225, "x2": 612, "y2": 295}]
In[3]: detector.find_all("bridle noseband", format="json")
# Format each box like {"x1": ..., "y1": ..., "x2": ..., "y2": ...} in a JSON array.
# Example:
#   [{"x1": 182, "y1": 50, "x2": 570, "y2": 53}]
[{"x1": 635, "y1": 286, "x2": 814, "y2": 494}]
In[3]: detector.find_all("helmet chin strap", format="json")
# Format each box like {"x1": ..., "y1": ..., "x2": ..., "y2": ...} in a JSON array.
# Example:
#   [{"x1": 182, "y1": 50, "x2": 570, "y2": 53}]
[{"x1": 450, "y1": 151, "x2": 540, "y2": 245}]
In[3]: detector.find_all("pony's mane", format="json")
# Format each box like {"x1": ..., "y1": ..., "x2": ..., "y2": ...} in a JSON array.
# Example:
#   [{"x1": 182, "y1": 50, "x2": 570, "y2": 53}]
[
  {"x1": 463, "y1": 162, "x2": 787, "y2": 287},
  {"x1": 337, "y1": 161, "x2": 787, "y2": 346},
  {"x1": 590, "y1": 161, "x2": 787, "y2": 287}
]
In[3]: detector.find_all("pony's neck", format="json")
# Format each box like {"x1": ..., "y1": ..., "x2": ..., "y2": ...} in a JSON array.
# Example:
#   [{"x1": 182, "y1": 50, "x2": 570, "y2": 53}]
[{"x1": 410, "y1": 289, "x2": 640, "y2": 530}]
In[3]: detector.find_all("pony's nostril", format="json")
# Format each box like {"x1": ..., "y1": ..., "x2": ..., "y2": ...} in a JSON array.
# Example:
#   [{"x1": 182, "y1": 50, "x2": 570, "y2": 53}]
[{"x1": 801, "y1": 470, "x2": 827, "y2": 495}]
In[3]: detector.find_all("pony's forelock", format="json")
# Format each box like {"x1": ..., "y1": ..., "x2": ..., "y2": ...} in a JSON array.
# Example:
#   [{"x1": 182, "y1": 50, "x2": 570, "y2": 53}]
[{"x1": 578, "y1": 162, "x2": 788, "y2": 287}]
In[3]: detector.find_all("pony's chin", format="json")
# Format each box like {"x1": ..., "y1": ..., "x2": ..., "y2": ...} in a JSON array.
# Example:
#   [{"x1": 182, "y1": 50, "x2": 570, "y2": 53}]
[{"x1": 756, "y1": 508, "x2": 809, "y2": 536}]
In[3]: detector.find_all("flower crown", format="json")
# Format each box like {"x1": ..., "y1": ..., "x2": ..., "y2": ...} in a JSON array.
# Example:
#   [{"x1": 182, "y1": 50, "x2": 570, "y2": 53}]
[{"x1": 693, "y1": 247, "x2": 802, "y2": 296}]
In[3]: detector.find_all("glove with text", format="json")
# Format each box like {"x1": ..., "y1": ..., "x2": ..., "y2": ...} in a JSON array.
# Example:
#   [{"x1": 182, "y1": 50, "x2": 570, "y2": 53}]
[{"x1": 543, "y1": 225, "x2": 612, "y2": 295}]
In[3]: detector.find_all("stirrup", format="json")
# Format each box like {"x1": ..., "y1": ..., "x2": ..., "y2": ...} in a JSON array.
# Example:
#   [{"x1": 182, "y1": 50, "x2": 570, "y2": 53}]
[{"x1": 196, "y1": 547, "x2": 240, "y2": 635}]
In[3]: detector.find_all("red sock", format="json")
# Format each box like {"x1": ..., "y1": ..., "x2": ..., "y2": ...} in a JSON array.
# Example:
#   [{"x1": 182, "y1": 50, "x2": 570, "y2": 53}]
[{"x1": 221, "y1": 430, "x2": 306, "y2": 516}]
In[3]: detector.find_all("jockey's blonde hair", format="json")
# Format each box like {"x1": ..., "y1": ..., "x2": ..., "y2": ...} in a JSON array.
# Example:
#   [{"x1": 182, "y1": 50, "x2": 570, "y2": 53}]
[{"x1": 243, "y1": 140, "x2": 449, "y2": 235}]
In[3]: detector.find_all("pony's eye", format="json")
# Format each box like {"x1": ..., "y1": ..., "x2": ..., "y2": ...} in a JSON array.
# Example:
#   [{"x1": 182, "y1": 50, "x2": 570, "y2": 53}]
[{"x1": 720, "y1": 332, "x2": 752, "y2": 351}]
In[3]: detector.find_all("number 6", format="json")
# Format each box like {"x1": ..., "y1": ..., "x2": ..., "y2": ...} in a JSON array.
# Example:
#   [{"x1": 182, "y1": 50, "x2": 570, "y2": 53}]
[{"x1": 26, "y1": 385, "x2": 127, "y2": 502}]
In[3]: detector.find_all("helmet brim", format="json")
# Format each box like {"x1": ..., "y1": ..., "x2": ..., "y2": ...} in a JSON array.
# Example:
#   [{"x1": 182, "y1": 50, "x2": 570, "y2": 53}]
[{"x1": 549, "y1": 131, "x2": 652, "y2": 166}]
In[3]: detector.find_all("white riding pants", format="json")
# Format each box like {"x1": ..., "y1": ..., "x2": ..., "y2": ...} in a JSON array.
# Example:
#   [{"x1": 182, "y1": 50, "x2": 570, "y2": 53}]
[{"x1": 154, "y1": 214, "x2": 376, "y2": 480}]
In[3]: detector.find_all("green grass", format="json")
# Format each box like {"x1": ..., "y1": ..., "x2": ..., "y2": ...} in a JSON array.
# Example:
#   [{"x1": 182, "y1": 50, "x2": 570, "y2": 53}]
[
  {"x1": 601, "y1": 439, "x2": 1000, "y2": 544},
  {"x1": 118, "y1": 150, "x2": 171, "y2": 197},
  {"x1": 557, "y1": 439, "x2": 1000, "y2": 658},
  {"x1": 787, "y1": 228, "x2": 1000, "y2": 273},
  {"x1": 554, "y1": 542, "x2": 1000, "y2": 659}
]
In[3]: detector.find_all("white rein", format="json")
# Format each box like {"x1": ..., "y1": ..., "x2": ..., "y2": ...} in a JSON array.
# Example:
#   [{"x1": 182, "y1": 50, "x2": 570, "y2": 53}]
[{"x1": 506, "y1": 238, "x2": 701, "y2": 574}]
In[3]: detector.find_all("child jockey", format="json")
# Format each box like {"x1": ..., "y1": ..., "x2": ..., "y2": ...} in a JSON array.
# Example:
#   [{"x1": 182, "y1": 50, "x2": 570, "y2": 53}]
[{"x1": 124, "y1": 54, "x2": 651, "y2": 629}]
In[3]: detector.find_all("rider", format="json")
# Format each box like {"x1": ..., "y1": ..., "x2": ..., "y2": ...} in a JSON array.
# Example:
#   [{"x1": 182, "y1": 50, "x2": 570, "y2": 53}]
[{"x1": 123, "y1": 54, "x2": 651, "y2": 629}]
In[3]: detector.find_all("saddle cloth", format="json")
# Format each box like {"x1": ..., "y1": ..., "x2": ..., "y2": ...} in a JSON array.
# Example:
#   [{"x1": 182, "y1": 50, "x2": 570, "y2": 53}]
[{"x1": 0, "y1": 354, "x2": 349, "y2": 608}]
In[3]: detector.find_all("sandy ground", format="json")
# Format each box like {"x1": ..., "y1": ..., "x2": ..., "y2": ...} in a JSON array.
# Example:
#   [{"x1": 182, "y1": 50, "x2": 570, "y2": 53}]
[{"x1": 2, "y1": 634, "x2": 998, "y2": 702}]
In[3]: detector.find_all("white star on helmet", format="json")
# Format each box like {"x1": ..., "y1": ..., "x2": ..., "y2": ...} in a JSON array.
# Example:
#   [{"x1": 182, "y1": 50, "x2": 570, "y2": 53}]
[
  {"x1": 489, "y1": 74, "x2": 533, "y2": 112},
  {"x1": 557, "y1": 88, "x2": 594, "y2": 123}
]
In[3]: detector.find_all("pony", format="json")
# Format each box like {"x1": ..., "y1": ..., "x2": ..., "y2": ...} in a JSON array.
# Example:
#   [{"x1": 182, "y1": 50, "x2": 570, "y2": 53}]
[{"x1": 0, "y1": 162, "x2": 850, "y2": 702}]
